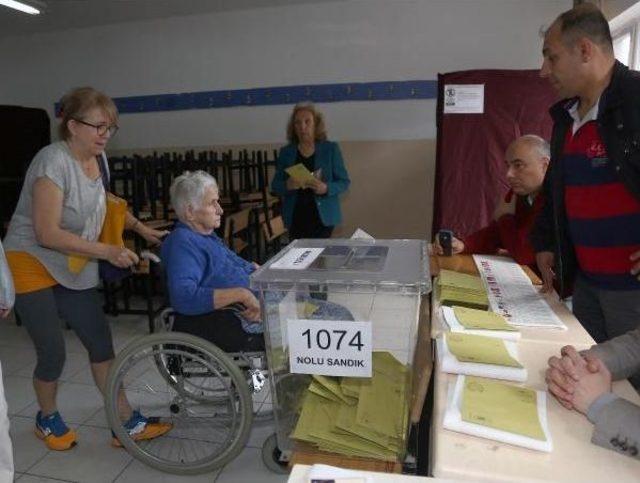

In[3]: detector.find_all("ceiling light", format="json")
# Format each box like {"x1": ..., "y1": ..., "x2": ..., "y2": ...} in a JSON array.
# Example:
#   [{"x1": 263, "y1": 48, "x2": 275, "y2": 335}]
[{"x1": 0, "y1": 0, "x2": 43, "y2": 15}]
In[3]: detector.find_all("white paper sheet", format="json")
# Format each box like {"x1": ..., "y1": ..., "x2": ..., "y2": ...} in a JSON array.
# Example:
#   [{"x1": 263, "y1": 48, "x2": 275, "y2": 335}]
[
  {"x1": 351, "y1": 228, "x2": 374, "y2": 240},
  {"x1": 441, "y1": 306, "x2": 521, "y2": 341},
  {"x1": 437, "y1": 336, "x2": 527, "y2": 382},
  {"x1": 307, "y1": 464, "x2": 373, "y2": 483},
  {"x1": 270, "y1": 247, "x2": 324, "y2": 270},
  {"x1": 473, "y1": 255, "x2": 567, "y2": 330},
  {"x1": 443, "y1": 84, "x2": 485, "y2": 114},
  {"x1": 443, "y1": 375, "x2": 553, "y2": 453}
]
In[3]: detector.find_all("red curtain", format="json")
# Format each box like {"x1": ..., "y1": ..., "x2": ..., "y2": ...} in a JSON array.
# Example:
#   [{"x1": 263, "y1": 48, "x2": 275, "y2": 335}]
[{"x1": 432, "y1": 70, "x2": 556, "y2": 237}]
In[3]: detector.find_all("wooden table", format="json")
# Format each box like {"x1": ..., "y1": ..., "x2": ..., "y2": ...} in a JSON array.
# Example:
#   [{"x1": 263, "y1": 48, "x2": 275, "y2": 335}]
[
  {"x1": 430, "y1": 340, "x2": 640, "y2": 482},
  {"x1": 429, "y1": 254, "x2": 640, "y2": 481},
  {"x1": 287, "y1": 464, "x2": 462, "y2": 482},
  {"x1": 429, "y1": 255, "x2": 595, "y2": 346},
  {"x1": 430, "y1": 254, "x2": 542, "y2": 285}
]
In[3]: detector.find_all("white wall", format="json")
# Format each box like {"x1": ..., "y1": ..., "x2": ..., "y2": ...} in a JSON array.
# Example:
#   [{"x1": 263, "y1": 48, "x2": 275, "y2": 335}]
[
  {"x1": 0, "y1": 0, "x2": 570, "y2": 149},
  {"x1": 604, "y1": 0, "x2": 639, "y2": 20}
]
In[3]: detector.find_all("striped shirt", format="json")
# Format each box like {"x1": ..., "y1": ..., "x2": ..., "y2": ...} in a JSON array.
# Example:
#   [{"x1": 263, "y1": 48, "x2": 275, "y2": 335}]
[{"x1": 562, "y1": 100, "x2": 640, "y2": 289}]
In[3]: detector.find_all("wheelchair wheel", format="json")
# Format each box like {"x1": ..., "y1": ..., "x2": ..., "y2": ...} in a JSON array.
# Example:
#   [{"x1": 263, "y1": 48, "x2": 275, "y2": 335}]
[
  {"x1": 261, "y1": 433, "x2": 289, "y2": 474},
  {"x1": 105, "y1": 332, "x2": 253, "y2": 475}
]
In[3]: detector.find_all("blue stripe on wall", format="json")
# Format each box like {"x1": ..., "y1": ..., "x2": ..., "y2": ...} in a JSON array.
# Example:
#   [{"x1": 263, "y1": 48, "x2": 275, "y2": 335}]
[{"x1": 55, "y1": 80, "x2": 437, "y2": 115}]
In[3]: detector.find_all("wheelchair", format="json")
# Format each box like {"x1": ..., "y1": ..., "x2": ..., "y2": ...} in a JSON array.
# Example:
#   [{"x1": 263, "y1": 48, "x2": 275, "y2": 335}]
[{"x1": 104, "y1": 305, "x2": 288, "y2": 475}]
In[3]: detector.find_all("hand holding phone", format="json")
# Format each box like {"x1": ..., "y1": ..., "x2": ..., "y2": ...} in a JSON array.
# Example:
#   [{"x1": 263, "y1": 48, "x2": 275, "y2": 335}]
[{"x1": 437, "y1": 229, "x2": 454, "y2": 257}]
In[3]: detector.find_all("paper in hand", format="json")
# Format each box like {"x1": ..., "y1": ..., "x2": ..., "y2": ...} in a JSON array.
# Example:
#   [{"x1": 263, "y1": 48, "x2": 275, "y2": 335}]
[{"x1": 286, "y1": 163, "x2": 316, "y2": 183}]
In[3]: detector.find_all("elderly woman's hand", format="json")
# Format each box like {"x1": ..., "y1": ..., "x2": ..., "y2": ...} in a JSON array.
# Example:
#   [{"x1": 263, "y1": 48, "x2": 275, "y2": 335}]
[
  {"x1": 240, "y1": 289, "x2": 261, "y2": 322},
  {"x1": 105, "y1": 245, "x2": 139, "y2": 268},
  {"x1": 0, "y1": 309, "x2": 10, "y2": 319}
]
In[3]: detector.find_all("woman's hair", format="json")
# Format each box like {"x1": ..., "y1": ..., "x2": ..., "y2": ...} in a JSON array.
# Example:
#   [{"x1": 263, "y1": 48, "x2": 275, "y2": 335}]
[
  {"x1": 286, "y1": 102, "x2": 328, "y2": 144},
  {"x1": 58, "y1": 87, "x2": 118, "y2": 141},
  {"x1": 170, "y1": 170, "x2": 219, "y2": 221}
]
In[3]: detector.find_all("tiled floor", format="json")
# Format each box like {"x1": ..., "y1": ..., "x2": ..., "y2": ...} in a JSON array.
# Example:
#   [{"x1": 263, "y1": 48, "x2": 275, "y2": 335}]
[{"x1": 0, "y1": 310, "x2": 288, "y2": 483}]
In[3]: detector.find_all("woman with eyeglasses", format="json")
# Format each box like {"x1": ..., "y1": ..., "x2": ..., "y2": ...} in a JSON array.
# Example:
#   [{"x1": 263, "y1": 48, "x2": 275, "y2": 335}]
[{"x1": 2, "y1": 87, "x2": 169, "y2": 451}]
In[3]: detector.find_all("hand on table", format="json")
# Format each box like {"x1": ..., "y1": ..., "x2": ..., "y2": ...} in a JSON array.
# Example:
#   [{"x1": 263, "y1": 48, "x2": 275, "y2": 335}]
[
  {"x1": 536, "y1": 251, "x2": 555, "y2": 293},
  {"x1": 545, "y1": 345, "x2": 609, "y2": 413}
]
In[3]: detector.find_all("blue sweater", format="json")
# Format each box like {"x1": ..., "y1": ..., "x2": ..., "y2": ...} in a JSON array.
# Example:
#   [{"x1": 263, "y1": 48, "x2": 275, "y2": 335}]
[{"x1": 161, "y1": 222, "x2": 255, "y2": 316}]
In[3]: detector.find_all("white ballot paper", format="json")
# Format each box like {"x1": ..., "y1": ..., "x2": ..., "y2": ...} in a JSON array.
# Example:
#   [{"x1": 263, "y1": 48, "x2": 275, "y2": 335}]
[{"x1": 473, "y1": 255, "x2": 567, "y2": 330}]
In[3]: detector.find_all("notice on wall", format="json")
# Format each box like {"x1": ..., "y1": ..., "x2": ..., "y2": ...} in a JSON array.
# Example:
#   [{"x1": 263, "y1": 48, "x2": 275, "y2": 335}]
[
  {"x1": 270, "y1": 247, "x2": 324, "y2": 270},
  {"x1": 443, "y1": 84, "x2": 485, "y2": 114},
  {"x1": 288, "y1": 319, "x2": 372, "y2": 377},
  {"x1": 473, "y1": 255, "x2": 567, "y2": 330}
]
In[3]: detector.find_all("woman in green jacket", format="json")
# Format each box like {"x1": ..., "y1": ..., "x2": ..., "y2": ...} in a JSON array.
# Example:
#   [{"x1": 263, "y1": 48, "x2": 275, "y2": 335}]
[{"x1": 271, "y1": 103, "x2": 350, "y2": 239}]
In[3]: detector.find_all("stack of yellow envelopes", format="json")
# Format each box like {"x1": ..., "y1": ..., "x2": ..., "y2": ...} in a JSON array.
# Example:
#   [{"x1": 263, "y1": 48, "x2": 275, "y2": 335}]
[
  {"x1": 438, "y1": 270, "x2": 489, "y2": 310},
  {"x1": 291, "y1": 352, "x2": 410, "y2": 461}
]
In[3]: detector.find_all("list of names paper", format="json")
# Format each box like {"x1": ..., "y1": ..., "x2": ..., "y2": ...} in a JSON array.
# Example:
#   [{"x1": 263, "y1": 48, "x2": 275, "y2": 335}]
[{"x1": 472, "y1": 255, "x2": 567, "y2": 329}]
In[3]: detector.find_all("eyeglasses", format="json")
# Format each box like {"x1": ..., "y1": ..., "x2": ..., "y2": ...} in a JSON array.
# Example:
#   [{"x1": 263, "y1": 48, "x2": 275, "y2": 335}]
[{"x1": 73, "y1": 118, "x2": 119, "y2": 137}]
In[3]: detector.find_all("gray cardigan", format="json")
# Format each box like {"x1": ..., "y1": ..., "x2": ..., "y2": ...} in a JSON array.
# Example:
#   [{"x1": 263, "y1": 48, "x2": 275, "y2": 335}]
[{"x1": 585, "y1": 328, "x2": 640, "y2": 460}]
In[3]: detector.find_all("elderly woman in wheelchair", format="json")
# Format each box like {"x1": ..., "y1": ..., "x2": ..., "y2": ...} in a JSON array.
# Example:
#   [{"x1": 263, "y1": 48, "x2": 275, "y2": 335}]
[
  {"x1": 105, "y1": 170, "x2": 351, "y2": 475},
  {"x1": 161, "y1": 169, "x2": 352, "y2": 352}
]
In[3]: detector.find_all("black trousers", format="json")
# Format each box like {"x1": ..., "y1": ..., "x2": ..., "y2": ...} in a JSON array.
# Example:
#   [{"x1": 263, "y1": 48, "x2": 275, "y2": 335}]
[
  {"x1": 289, "y1": 224, "x2": 334, "y2": 240},
  {"x1": 173, "y1": 309, "x2": 265, "y2": 353}
]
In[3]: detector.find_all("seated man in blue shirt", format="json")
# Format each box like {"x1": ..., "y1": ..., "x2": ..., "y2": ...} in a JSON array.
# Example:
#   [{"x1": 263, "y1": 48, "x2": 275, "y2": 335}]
[{"x1": 162, "y1": 170, "x2": 351, "y2": 353}]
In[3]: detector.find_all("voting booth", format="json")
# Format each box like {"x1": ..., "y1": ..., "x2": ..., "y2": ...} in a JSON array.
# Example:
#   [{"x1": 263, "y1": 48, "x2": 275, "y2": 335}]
[{"x1": 251, "y1": 239, "x2": 430, "y2": 462}]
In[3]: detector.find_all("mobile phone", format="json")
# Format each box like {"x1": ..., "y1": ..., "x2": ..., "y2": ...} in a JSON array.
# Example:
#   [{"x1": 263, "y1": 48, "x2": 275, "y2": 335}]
[{"x1": 438, "y1": 229, "x2": 454, "y2": 257}]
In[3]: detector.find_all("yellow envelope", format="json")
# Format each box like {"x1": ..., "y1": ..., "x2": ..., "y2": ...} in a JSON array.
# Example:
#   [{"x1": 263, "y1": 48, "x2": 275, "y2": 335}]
[
  {"x1": 335, "y1": 403, "x2": 400, "y2": 451},
  {"x1": 312, "y1": 375, "x2": 356, "y2": 405},
  {"x1": 445, "y1": 333, "x2": 522, "y2": 368},
  {"x1": 297, "y1": 301, "x2": 320, "y2": 318},
  {"x1": 356, "y1": 370, "x2": 406, "y2": 439},
  {"x1": 372, "y1": 351, "x2": 407, "y2": 378},
  {"x1": 308, "y1": 380, "x2": 344, "y2": 403},
  {"x1": 291, "y1": 392, "x2": 342, "y2": 444},
  {"x1": 285, "y1": 163, "x2": 316, "y2": 184},
  {"x1": 462, "y1": 376, "x2": 546, "y2": 441},
  {"x1": 453, "y1": 306, "x2": 518, "y2": 331},
  {"x1": 340, "y1": 377, "x2": 368, "y2": 399},
  {"x1": 439, "y1": 270, "x2": 485, "y2": 292}
]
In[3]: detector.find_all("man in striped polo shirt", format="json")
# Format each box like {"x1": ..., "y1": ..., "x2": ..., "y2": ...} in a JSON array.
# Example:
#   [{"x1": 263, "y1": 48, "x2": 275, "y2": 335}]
[{"x1": 532, "y1": 5, "x2": 640, "y2": 352}]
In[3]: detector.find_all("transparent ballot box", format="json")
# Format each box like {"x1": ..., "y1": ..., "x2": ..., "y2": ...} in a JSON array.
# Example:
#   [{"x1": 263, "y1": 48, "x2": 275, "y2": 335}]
[{"x1": 250, "y1": 239, "x2": 430, "y2": 462}]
